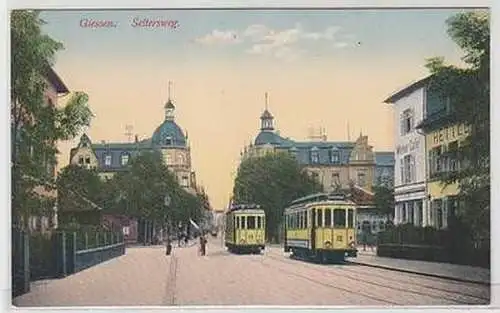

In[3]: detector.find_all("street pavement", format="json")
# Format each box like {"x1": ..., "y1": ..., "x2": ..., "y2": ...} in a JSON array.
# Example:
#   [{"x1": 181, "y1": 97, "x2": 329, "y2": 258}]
[{"x1": 13, "y1": 238, "x2": 490, "y2": 307}]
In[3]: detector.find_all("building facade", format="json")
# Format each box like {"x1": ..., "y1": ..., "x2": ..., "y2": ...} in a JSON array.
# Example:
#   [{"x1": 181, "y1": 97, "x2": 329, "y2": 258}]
[
  {"x1": 384, "y1": 77, "x2": 430, "y2": 227},
  {"x1": 416, "y1": 85, "x2": 470, "y2": 229},
  {"x1": 243, "y1": 104, "x2": 395, "y2": 194},
  {"x1": 69, "y1": 90, "x2": 198, "y2": 194},
  {"x1": 241, "y1": 97, "x2": 395, "y2": 236},
  {"x1": 25, "y1": 67, "x2": 70, "y2": 232}
]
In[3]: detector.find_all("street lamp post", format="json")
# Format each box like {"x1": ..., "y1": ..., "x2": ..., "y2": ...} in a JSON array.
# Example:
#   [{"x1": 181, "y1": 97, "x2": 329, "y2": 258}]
[{"x1": 164, "y1": 194, "x2": 172, "y2": 255}]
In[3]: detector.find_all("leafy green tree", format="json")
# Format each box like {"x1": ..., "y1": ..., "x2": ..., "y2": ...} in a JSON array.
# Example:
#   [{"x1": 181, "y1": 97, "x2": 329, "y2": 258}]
[
  {"x1": 11, "y1": 10, "x2": 93, "y2": 229},
  {"x1": 56, "y1": 165, "x2": 104, "y2": 212},
  {"x1": 373, "y1": 176, "x2": 395, "y2": 217},
  {"x1": 424, "y1": 11, "x2": 489, "y2": 244},
  {"x1": 106, "y1": 150, "x2": 203, "y2": 229},
  {"x1": 233, "y1": 152, "x2": 323, "y2": 242}
]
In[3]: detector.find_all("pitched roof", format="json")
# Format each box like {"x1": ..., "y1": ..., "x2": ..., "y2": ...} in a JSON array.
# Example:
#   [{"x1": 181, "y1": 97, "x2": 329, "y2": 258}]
[
  {"x1": 45, "y1": 66, "x2": 69, "y2": 94},
  {"x1": 383, "y1": 75, "x2": 432, "y2": 104}
]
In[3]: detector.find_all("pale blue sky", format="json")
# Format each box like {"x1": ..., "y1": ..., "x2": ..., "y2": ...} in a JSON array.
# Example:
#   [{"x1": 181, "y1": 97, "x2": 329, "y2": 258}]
[
  {"x1": 36, "y1": 8, "x2": 486, "y2": 209},
  {"x1": 41, "y1": 9, "x2": 473, "y2": 64}
]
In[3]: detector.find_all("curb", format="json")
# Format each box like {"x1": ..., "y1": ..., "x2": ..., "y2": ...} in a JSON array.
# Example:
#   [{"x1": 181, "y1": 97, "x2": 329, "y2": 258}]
[{"x1": 348, "y1": 260, "x2": 490, "y2": 286}]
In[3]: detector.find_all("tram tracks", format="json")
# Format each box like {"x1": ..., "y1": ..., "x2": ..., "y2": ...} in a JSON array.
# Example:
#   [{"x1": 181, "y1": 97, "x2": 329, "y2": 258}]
[
  {"x1": 164, "y1": 254, "x2": 178, "y2": 306},
  {"x1": 264, "y1": 253, "x2": 489, "y2": 305},
  {"x1": 252, "y1": 256, "x2": 400, "y2": 305}
]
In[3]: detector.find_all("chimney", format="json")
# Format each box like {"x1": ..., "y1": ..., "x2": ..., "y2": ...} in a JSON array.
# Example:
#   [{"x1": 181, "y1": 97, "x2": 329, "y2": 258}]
[{"x1": 135, "y1": 135, "x2": 139, "y2": 143}]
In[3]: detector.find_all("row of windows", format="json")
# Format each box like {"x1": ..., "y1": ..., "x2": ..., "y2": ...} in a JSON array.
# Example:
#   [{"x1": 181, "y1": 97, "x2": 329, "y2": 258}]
[
  {"x1": 357, "y1": 220, "x2": 387, "y2": 232},
  {"x1": 428, "y1": 141, "x2": 461, "y2": 178},
  {"x1": 78, "y1": 155, "x2": 92, "y2": 165},
  {"x1": 100, "y1": 153, "x2": 188, "y2": 167},
  {"x1": 310, "y1": 171, "x2": 366, "y2": 187},
  {"x1": 286, "y1": 208, "x2": 355, "y2": 229},
  {"x1": 101, "y1": 154, "x2": 129, "y2": 167},
  {"x1": 290, "y1": 149, "x2": 341, "y2": 164},
  {"x1": 234, "y1": 215, "x2": 265, "y2": 229}
]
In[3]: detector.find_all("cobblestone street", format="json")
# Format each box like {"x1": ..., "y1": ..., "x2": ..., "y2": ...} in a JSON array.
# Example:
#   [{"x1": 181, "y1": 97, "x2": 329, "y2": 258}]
[{"x1": 13, "y1": 238, "x2": 490, "y2": 307}]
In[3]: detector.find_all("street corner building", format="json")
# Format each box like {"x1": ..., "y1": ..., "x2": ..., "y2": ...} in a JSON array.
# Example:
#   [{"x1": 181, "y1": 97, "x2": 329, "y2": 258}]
[
  {"x1": 240, "y1": 95, "x2": 395, "y2": 236},
  {"x1": 67, "y1": 87, "x2": 200, "y2": 238},
  {"x1": 16, "y1": 66, "x2": 70, "y2": 233},
  {"x1": 69, "y1": 91, "x2": 197, "y2": 192},
  {"x1": 384, "y1": 75, "x2": 468, "y2": 229}
]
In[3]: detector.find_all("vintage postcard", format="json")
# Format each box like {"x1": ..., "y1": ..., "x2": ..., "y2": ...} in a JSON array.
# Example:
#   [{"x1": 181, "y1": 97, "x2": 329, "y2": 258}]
[{"x1": 10, "y1": 5, "x2": 491, "y2": 308}]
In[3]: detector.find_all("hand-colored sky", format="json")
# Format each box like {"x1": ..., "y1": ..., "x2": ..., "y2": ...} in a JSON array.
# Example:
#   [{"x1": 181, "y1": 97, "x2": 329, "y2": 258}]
[{"x1": 41, "y1": 8, "x2": 478, "y2": 210}]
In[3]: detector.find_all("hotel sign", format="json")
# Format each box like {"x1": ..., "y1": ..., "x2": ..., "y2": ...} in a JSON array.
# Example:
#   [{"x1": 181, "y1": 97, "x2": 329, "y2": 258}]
[
  {"x1": 431, "y1": 123, "x2": 470, "y2": 146},
  {"x1": 396, "y1": 137, "x2": 421, "y2": 155}
]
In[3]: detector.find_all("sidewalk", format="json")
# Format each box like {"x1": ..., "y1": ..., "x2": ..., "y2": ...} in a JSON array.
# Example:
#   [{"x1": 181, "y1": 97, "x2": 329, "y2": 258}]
[
  {"x1": 349, "y1": 246, "x2": 490, "y2": 285},
  {"x1": 13, "y1": 246, "x2": 175, "y2": 307}
]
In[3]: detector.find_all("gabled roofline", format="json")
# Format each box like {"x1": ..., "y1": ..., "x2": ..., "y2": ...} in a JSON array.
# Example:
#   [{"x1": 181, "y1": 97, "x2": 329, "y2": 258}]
[
  {"x1": 45, "y1": 66, "x2": 69, "y2": 94},
  {"x1": 383, "y1": 75, "x2": 433, "y2": 104}
]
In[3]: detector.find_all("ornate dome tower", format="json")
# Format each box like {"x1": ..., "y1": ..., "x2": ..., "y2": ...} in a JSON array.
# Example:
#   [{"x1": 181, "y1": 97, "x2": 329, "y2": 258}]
[
  {"x1": 260, "y1": 92, "x2": 274, "y2": 131},
  {"x1": 151, "y1": 81, "x2": 187, "y2": 147}
]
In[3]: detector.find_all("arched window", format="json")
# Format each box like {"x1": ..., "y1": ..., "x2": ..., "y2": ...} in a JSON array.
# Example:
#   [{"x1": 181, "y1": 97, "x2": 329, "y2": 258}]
[{"x1": 177, "y1": 154, "x2": 184, "y2": 165}]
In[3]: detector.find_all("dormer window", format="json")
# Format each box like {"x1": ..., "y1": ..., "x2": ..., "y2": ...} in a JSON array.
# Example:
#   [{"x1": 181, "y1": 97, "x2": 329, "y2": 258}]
[
  {"x1": 121, "y1": 154, "x2": 129, "y2": 166},
  {"x1": 85, "y1": 156, "x2": 91, "y2": 164},
  {"x1": 104, "y1": 154, "x2": 112, "y2": 166},
  {"x1": 78, "y1": 156, "x2": 84, "y2": 165},
  {"x1": 165, "y1": 136, "x2": 173, "y2": 146},
  {"x1": 310, "y1": 147, "x2": 319, "y2": 164},
  {"x1": 330, "y1": 150, "x2": 340, "y2": 164}
]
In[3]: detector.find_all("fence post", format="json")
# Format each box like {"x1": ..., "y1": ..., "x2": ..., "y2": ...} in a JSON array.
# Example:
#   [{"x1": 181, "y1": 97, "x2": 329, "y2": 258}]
[
  {"x1": 104, "y1": 232, "x2": 107, "y2": 246},
  {"x1": 111, "y1": 232, "x2": 114, "y2": 244},
  {"x1": 60, "y1": 232, "x2": 67, "y2": 277},
  {"x1": 85, "y1": 232, "x2": 89, "y2": 250},
  {"x1": 72, "y1": 232, "x2": 77, "y2": 273},
  {"x1": 96, "y1": 232, "x2": 99, "y2": 248},
  {"x1": 22, "y1": 230, "x2": 30, "y2": 294}
]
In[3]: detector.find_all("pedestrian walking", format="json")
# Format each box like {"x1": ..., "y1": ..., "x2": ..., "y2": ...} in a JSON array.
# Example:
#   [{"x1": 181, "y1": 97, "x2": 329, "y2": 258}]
[
  {"x1": 199, "y1": 233, "x2": 207, "y2": 256},
  {"x1": 165, "y1": 236, "x2": 172, "y2": 256}
]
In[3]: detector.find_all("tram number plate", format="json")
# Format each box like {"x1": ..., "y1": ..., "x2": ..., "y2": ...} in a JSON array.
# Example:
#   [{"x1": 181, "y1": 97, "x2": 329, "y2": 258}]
[{"x1": 336, "y1": 235, "x2": 343, "y2": 242}]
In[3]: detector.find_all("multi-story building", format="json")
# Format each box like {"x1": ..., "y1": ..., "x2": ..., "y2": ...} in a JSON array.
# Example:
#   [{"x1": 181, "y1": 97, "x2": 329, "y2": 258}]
[
  {"x1": 241, "y1": 96, "x2": 395, "y2": 235},
  {"x1": 69, "y1": 87, "x2": 198, "y2": 194},
  {"x1": 416, "y1": 86, "x2": 469, "y2": 229},
  {"x1": 21, "y1": 67, "x2": 70, "y2": 232},
  {"x1": 384, "y1": 77, "x2": 430, "y2": 227},
  {"x1": 243, "y1": 102, "x2": 395, "y2": 194}
]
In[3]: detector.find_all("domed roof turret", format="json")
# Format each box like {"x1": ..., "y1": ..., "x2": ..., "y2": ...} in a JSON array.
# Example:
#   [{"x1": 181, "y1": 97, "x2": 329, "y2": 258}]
[
  {"x1": 151, "y1": 120, "x2": 186, "y2": 147},
  {"x1": 151, "y1": 81, "x2": 187, "y2": 147}
]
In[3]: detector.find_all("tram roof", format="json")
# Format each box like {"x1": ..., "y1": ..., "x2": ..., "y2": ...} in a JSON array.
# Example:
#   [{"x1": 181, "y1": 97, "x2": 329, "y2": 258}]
[
  {"x1": 288, "y1": 192, "x2": 351, "y2": 207},
  {"x1": 227, "y1": 204, "x2": 264, "y2": 213}
]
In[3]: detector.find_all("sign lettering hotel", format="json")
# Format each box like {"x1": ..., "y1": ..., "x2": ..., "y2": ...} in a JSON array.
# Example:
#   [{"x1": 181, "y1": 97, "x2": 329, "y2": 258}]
[{"x1": 430, "y1": 123, "x2": 470, "y2": 147}]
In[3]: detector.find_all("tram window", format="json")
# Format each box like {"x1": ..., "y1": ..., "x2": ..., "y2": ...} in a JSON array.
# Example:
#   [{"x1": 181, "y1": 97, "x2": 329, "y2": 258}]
[
  {"x1": 247, "y1": 216, "x2": 256, "y2": 229},
  {"x1": 348, "y1": 209, "x2": 354, "y2": 228},
  {"x1": 258, "y1": 216, "x2": 262, "y2": 228},
  {"x1": 241, "y1": 216, "x2": 246, "y2": 229},
  {"x1": 304, "y1": 211, "x2": 308, "y2": 228},
  {"x1": 325, "y1": 208, "x2": 332, "y2": 227},
  {"x1": 299, "y1": 212, "x2": 303, "y2": 229},
  {"x1": 317, "y1": 209, "x2": 323, "y2": 227},
  {"x1": 236, "y1": 216, "x2": 240, "y2": 228},
  {"x1": 334, "y1": 209, "x2": 346, "y2": 228}
]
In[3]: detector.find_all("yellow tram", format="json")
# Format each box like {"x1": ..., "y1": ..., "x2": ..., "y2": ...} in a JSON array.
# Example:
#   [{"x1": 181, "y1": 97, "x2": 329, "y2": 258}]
[
  {"x1": 224, "y1": 204, "x2": 266, "y2": 254},
  {"x1": 284, "y1": 193, "x2": 357, "y2": 263}
]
